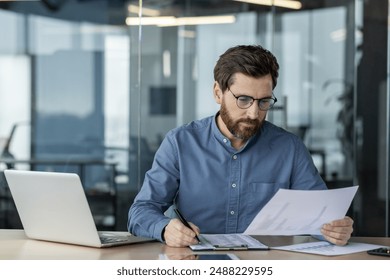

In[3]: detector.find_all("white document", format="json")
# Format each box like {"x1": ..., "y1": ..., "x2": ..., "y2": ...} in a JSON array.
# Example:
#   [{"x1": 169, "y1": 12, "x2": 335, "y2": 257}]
[
  {"x1": 244, "y1": 186, "x2": 358, "y2": 235},
  {"x1": 272, "y1": 241, "x2": 382, "y2": 256}
]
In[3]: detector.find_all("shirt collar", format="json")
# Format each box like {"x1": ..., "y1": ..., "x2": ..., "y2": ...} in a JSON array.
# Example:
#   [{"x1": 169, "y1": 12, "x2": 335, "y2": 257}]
[{"x1": 212, "y1": 112, "x2": 264, "y2": 151}]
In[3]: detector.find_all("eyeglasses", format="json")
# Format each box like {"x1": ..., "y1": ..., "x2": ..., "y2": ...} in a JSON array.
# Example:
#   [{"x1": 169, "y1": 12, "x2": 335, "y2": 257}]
[{"x1": 228, "y1": 89, "x2": 277, "y2": 111}]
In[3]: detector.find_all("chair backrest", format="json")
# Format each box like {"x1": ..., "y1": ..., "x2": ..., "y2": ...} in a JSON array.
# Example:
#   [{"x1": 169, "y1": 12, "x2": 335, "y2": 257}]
[
  {"x1": 0, "y1": 170, "x2": 10, "y2": 201},
  {"x1": 0, "y1": 170, "x2": 23, "y2": 229}
]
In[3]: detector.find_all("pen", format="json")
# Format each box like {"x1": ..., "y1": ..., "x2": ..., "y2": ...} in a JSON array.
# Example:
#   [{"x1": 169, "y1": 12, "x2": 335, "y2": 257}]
[{"x1": 174, "y1": 208, "x2": 201, "y2": 243}]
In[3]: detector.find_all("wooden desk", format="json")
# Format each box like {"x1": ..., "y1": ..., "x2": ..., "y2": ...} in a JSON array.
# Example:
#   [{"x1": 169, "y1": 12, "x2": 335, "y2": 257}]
[{"x1": 0, "y1": 229, "x2": 389, "y2": 260}]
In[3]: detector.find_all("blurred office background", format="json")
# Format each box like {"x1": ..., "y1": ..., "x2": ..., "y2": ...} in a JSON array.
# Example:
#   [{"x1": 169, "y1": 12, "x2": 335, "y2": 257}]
[{"x1": 0, "y1": 0, "x2": 389, "y2": 237}]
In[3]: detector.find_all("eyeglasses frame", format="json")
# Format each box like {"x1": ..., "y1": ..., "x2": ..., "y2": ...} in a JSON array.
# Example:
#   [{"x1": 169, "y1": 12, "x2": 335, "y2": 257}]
[{"x1": 228, "y1": 88, "x2": 278, "y2": 111}]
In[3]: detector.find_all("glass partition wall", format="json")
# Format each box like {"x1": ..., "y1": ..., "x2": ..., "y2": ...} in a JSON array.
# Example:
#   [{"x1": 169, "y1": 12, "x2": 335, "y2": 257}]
[{"x1": 0, "y1": 0, "x2": 388, "y2": 236}]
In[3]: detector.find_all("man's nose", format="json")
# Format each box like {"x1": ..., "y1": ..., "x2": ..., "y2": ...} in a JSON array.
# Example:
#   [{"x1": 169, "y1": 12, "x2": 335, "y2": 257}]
[{"x1": 246, "y1": 102, "x2": 260, "y2": 119}]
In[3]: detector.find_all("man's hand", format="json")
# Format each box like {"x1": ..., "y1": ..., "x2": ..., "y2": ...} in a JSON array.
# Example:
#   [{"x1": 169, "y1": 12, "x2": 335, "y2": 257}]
[
  {"x1": 163, "y1": 218, "x2": 200, "y2": 247},
  {"x1": 321, "y1": 216, "x2": 354, "y2": 245}
]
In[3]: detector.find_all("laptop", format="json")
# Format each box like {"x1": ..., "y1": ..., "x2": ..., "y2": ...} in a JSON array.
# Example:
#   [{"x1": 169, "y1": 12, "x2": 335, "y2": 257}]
[{"x1": 4, "y1": 169, "x2": 154, "y2": 248}]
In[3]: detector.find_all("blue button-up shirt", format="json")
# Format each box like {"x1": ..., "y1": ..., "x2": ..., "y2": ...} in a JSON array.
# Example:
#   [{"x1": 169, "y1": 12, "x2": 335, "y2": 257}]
[{"x1": 128, "y1": 114, "x2": 326, "y2": 241}]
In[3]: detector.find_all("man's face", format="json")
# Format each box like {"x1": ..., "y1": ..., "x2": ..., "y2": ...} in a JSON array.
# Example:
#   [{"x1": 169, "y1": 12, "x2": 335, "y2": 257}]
[{"x1": 214, "y1": 73, "x2": 274, "y2": 141}]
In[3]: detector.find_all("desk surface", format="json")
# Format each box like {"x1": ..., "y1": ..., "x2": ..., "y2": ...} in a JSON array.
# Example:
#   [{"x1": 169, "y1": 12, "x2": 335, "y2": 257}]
[{"x1": 0, "y1": 230, "x2": 389, "y2": 260}]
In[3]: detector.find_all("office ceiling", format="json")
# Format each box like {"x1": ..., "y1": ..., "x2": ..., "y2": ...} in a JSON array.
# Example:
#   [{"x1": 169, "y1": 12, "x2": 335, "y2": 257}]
[
  {"x1": 0, "y1": 0, "x2": 350, "y2": 25},
  {"x1": 124, "y1": 0, "x2": 343, "y2": 16}
]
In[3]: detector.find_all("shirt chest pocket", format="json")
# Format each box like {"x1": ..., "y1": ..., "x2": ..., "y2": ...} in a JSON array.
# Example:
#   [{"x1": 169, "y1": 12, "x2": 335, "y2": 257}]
[{"x1": 241, "y1": 182, "x2": 289, "y2": 226}]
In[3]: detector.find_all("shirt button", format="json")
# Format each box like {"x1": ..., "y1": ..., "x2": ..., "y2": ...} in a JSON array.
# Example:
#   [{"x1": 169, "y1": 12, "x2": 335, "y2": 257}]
[
  {"x1": 230, "y1": 211, "x2": 235, "y2": 215},
  {"x1": 232, "y1": 183, "x2": 236, "y2": 188},
  {"x1": 232, "y1": 155, "x2": 237, "y2": 159},
  {"x1": 223, "y1": 138, "x2": 228, "y2": 143}
]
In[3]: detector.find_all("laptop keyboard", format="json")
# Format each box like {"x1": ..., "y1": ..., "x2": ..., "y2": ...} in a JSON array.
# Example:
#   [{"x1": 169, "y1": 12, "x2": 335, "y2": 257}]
[
  {"x1": 99, "y1": 233, "x2": 131, "y2": 244},
  {"x1": 100, "y1": 236, "x2": 128, "y2": 243}
]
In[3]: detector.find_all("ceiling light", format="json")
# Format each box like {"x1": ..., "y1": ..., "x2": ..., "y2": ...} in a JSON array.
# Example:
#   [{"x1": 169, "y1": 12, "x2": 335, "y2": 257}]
[
  {"x1": 234, "y1": 0, "x2": 302, "y2": 10},
  {"x1": 126, "y1": 16, "x2": 176, "y2": 26},
  {"x1": 128, "y1": 4, "x2": 161, "y2": 17},
  {"x1": 125, "y1": 15, "x2": 236, "y2": 27},
  {"x1": 160, "y1": 15, "x2": 236, "y2": 27}
]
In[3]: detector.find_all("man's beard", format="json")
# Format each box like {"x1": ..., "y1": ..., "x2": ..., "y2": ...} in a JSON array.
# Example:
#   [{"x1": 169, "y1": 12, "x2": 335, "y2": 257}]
[{"x1": 219, "y1": 101, "x2": 263, "y2": 141}]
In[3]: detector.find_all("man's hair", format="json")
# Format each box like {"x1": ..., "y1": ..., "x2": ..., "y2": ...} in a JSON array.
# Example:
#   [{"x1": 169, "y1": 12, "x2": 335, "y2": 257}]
[{"x1": 213, "y1": 45, "x2": 279, "y2": 92}]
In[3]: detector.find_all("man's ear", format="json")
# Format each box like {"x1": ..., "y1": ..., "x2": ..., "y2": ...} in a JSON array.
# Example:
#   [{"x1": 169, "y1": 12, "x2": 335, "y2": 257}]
[{"x1": 213, "y1": 82, "x2": 222, "y2": 104}]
